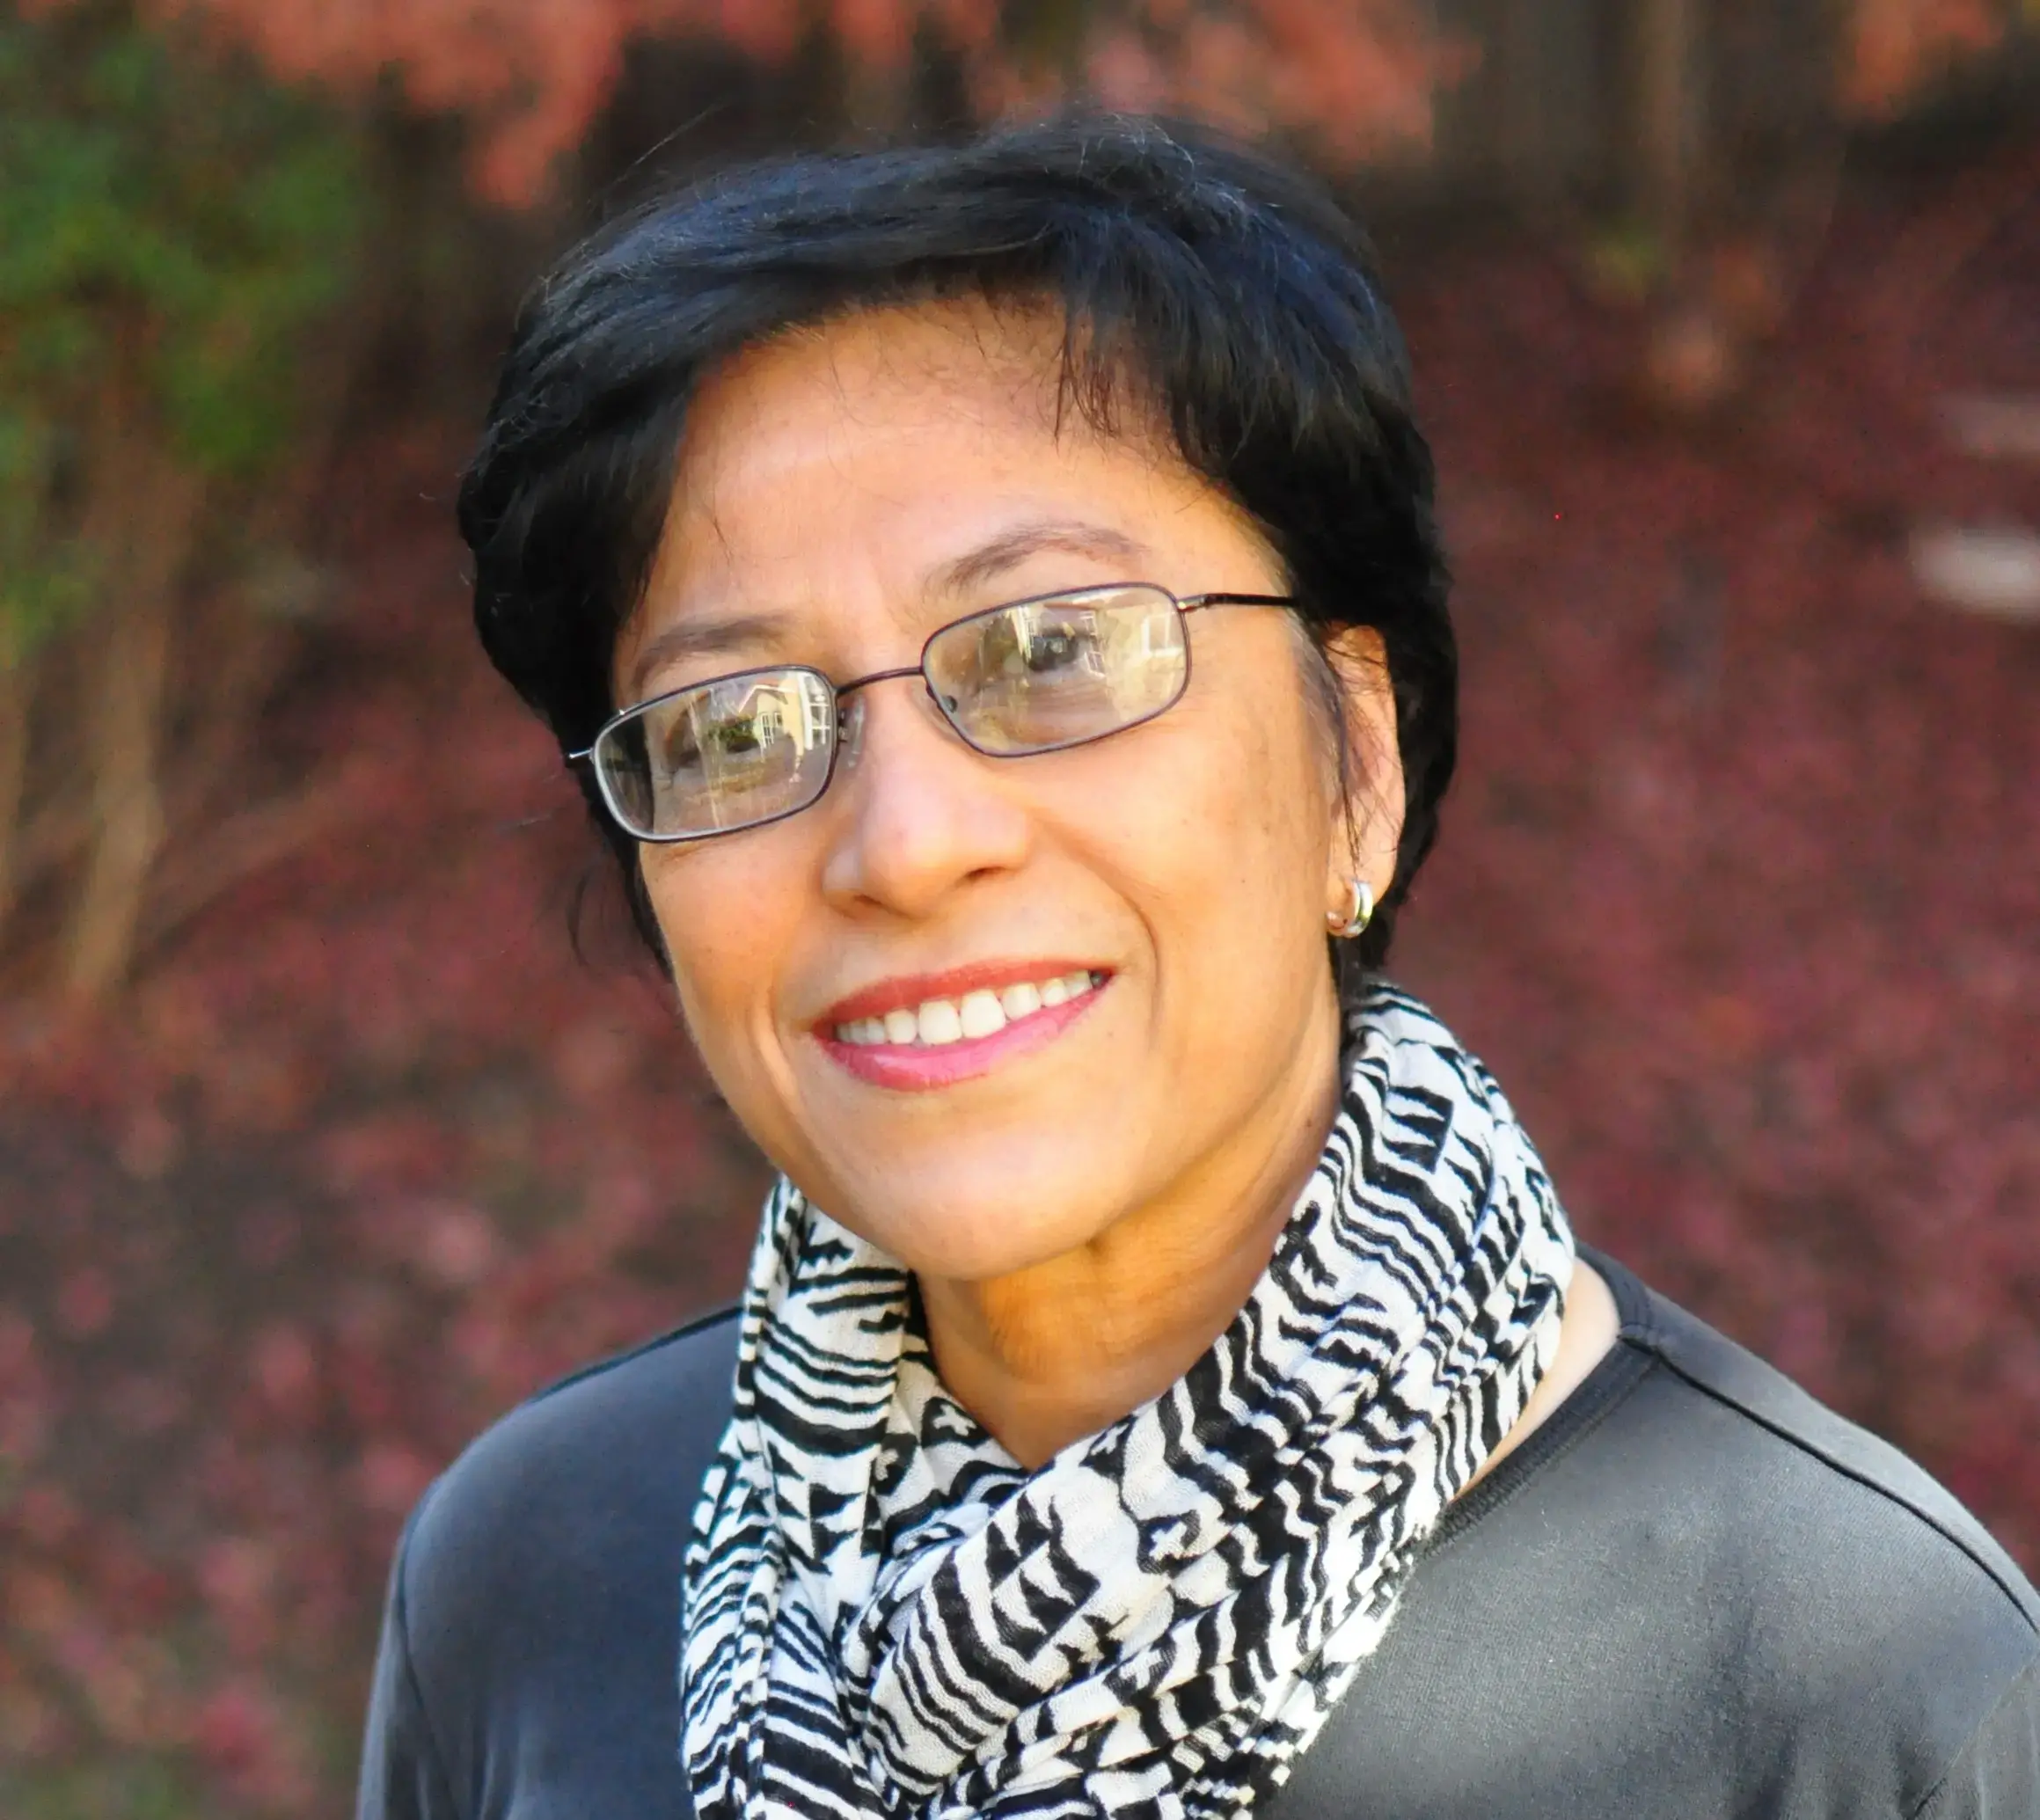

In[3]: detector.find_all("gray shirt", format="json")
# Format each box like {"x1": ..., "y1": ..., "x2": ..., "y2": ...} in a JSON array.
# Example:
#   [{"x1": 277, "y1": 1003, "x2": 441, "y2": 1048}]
[{"x1": 357, "y1": 1249, "x2": 2040, "y2": 1817}]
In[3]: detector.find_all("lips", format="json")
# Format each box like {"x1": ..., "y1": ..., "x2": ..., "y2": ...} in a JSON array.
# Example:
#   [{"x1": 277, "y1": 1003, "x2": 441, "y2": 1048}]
[
  {"x1": 814, "y1": 961, "x2": 1110, "y2": 1090},
  {"x1": 830, "y1": 969, "x2": 1101, "y2": 1048}
]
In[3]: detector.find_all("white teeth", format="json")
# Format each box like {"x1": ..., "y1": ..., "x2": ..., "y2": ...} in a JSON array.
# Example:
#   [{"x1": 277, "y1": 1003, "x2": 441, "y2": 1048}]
[
  {"x1": 957, "y1": 990, "x2": 1006, "y2": 1039},
  {"x1": 835, "y1": 970, "x2": 1104, "y2": 1048},
  {"x1": 1041, "y1": 972, "x2": 1094, "y2": 1009},
  {"x1": 999, "y1": 981, "x2": 1042, "y2": 1020}
]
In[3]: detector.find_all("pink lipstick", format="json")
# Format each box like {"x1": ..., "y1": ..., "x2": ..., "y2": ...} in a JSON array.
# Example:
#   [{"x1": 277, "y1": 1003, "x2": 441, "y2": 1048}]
[{"x1": 815, "y1": 961, "x2": 1109, "y2": 1091}]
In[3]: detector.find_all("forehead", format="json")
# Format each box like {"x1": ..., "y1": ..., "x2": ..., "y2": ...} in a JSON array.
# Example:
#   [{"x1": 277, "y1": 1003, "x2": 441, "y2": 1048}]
[
  {"x1": 674, "y1": 299, "x2": 1112, "y2": 491},
  {"x1": 616, "y1": 300, "x2": 1282, "y2": 700},
  {"x1": 647, "y1": 303, "x2": 1230, "y2": 583}
]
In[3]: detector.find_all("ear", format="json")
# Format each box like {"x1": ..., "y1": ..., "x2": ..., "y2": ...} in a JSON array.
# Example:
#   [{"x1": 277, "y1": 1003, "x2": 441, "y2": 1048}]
[{"x1": 1319, "y1": 625, "x2": 1404, "y2": 919}]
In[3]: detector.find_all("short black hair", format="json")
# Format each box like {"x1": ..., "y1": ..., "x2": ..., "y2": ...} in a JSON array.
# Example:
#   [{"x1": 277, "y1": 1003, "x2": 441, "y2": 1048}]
[{"x1": 459, "y1": 113, "x2": 1455, "y2": 976}]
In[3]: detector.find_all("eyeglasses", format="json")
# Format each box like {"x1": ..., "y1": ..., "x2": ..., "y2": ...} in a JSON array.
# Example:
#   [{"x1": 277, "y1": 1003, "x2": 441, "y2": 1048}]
[{"x1": 571, "y1": 581, "x2": 1294, "y2": 843}]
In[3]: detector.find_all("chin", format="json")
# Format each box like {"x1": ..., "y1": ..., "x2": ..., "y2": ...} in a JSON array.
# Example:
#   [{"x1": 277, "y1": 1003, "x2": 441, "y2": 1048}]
[
  {"x1": 793, "y1": 1115, "x2": 1137, "y2": 1280},
  {"x1": 848, "y1": 1180, "x2": 1122, "y2": 1283}
]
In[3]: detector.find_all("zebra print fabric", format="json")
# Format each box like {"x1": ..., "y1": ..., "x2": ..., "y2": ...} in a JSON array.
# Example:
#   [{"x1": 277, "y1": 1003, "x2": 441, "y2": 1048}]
[{"x1": 681, "y1": 984, "x2": 1575, "y2": 1819}]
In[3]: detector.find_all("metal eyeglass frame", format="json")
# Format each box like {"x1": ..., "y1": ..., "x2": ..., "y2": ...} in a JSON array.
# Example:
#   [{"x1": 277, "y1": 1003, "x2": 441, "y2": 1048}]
[{"x1": 567, "y1": 581, "x2": 1298, "y2": 844}]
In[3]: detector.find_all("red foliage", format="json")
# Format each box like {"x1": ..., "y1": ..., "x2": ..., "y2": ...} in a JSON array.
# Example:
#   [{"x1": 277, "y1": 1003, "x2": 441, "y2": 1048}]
[
  {"x1": 23, "y1": 0, "x2": 1453, "y2": 201},
  {"x1": 0, "y1": 151, "x2": 2035, "y2": 1814},
  {"x1": 1844, "y1": 0, "x2": 2023, "y2": 114},
  {"x1": 28, "y1": 0, "x2": 2029, "y2": 203}
]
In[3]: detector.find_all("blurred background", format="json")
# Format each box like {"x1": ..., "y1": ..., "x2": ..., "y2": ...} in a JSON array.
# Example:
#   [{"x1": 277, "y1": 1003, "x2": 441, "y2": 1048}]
[{"x1": 0, "y1": 0, "x2": 2036, "y2": 1810}]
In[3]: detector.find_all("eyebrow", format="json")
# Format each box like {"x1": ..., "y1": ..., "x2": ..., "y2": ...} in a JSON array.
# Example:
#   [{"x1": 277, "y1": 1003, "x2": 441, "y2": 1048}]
[
  {"x1": 929, "y1": 518, "x2": 1152, "y2": 598},
  {"x1": 625, "y1": 517, "x2": 1152, "y2": 700},
  {"x1": 625, "y1": 610, "x2": 794, "y2": 700}
]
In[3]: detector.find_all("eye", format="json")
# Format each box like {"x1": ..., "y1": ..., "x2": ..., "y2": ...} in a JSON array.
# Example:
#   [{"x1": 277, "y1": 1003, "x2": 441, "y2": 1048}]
[
  {"x1": 659, "y1": 714, "x2": 704, "y2": 772},
  {"x1": 711, "y1": 720, "x2": 764, "y2": 757},
  {"x1": 661, "y1": 708, "x2": 771, "y2": 777},
  {"x1": 1010, "y1": 618, "x2": 1103, "y2": 680},
  {"x1": 1027, "y1": 626, "x2": 1085, "y2": 671}
]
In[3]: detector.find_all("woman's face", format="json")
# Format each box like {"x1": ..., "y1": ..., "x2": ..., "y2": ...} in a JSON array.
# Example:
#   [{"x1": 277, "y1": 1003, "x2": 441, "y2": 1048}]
[{"x1": 618, "y1": 303, "x2": 1401, "y2": 1281}]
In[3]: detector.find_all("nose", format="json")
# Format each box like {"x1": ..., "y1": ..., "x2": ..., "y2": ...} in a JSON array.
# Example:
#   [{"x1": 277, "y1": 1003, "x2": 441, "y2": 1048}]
[{"x1": 819, "y1": 680, "x2": 1030, "y2": 921}]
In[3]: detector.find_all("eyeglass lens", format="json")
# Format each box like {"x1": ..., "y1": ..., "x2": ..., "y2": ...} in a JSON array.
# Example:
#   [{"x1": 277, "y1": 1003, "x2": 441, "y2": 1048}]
[
  {"x1": 593, "y1": 584, "x2": 1189, "y2": 840},
  {"x1": 596, "y1": 670, "x2": 837, "y2": 839},
  {"x1": 924, "y1": 585, "x2": 1188, "y2": 757}
]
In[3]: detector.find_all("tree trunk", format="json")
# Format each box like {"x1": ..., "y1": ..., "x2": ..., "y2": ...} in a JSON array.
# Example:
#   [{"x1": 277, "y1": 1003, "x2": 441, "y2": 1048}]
[
  {"x1": 0, "y1": 642, "x2": 28, "y2": 944},
  {"x1": 1634, "y1": 0, "x2": 1705, "y2": 251},
  {"x1": 62, "y1": 437, "x2": 204, "y2": 1002}
]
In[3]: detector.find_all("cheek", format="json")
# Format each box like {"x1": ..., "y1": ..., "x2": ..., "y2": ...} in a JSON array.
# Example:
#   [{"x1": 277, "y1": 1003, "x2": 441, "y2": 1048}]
[
  {"x1": 640, "y1": 844, "x2": 801, "y2": 1066},
  {"x1": 1087, "y1": 672, "x2": 1337, "y2": 993},
  {"x1": 1173, "y1": 679, "x2": 1334, "y2": 893}
]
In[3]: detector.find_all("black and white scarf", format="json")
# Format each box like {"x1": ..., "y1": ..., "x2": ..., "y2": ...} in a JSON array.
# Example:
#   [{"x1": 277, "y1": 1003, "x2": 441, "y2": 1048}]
[{"x1": 681, "y1": 984, "x2": 1575, "y2": 1819}]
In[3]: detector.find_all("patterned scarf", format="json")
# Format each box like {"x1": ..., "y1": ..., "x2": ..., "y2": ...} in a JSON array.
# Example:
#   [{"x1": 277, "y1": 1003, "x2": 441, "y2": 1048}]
[{"x1": 681, "y1": 984, "x2": 1575, "y2": 1820}]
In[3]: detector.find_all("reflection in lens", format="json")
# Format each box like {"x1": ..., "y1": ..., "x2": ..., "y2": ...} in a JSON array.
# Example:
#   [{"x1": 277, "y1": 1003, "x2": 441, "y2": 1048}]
[
  {"x1": 596, "y1": 669, "x2": 834, "y2": 837},
  {"x1": 929, "y1": 585, "x2": 1187, "y2": 756}
]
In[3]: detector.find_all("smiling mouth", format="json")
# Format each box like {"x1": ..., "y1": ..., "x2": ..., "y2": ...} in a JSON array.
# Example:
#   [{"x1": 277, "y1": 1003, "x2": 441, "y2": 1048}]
[{"x1": 830, "y1": 969, "x2": 1106, "y2": 1048}]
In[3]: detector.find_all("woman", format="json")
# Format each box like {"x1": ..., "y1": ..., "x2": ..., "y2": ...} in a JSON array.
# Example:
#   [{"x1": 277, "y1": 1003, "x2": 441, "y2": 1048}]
[{"x1": 359, "y1": 119, "x2": 2038, "y2": 1819}]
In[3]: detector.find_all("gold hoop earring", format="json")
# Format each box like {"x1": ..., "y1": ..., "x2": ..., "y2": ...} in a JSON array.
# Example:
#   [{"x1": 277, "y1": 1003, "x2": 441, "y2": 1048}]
[{"x1": 1327, "y1": 878, "x2": 1373, "y2": 939}]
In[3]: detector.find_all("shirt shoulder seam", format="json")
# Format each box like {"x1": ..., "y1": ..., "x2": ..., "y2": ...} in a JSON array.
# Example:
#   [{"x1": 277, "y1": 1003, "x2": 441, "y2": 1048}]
[
  {"x1": 1628, "y1": 1318, "x2": 2040, "y2": 1638},
  {"x1": 1905, "y1": 1641, "x2": 2040, "y2": 1820}
]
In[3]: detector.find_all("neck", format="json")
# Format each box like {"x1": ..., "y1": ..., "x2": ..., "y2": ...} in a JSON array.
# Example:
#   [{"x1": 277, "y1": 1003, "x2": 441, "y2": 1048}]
[{"x1": 918, "y1": 990, "x2": 1343, "y2": 1469}]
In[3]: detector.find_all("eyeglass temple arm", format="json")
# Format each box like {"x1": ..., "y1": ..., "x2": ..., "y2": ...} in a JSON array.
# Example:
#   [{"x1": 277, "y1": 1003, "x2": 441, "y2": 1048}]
[{"x1": 1179, "y1": 592, "x2": 1298, "y2": 614}]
